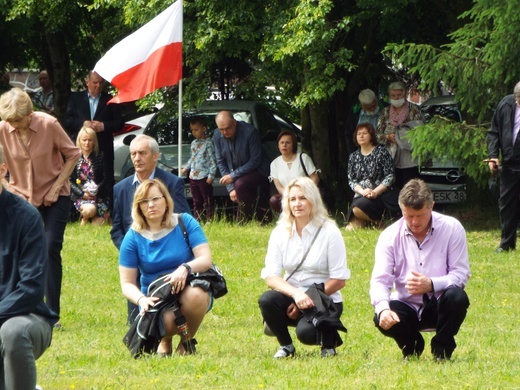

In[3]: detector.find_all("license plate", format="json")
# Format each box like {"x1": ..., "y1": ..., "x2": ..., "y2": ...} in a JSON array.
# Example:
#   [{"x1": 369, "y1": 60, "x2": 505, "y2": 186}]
[
  {"x1": 184, "y1": 185, "x2": 192, "y2": 199},
  {"x1": 433, "y1": 190, "x2": 466, "y2": 204}
]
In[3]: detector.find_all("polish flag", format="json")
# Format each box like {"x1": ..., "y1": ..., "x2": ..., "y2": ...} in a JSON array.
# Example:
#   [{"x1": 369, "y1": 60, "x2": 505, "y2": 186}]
[{"x1": 94, "y1": 0, "x2": 183, "y2": 104}]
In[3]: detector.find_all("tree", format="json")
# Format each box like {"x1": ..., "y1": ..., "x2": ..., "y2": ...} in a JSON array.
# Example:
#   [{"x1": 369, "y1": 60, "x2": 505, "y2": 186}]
[
  {"x1": 1, "y1": 0, "x2": 133, "y2": 119},
  {"x1": 384, "y1": 1, "x2": 520, "y2": 197},
  {"x1": 3, "y1": 0, "x2": 476, "y2": 211},
  {"x1": 99, "y1": 0, "x2": 475, "y2": 211}
]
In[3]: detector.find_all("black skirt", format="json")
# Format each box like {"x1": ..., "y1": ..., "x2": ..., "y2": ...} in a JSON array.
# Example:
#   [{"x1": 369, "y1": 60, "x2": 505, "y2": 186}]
[{"x1": 347, "y1": 187, "x2": 400, "y2": 221}]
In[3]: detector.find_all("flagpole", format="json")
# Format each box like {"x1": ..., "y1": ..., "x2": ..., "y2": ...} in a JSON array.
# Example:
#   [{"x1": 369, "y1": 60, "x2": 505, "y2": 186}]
[{"x1": 178, "y1": 79, "x2": 183, "y2": 176}]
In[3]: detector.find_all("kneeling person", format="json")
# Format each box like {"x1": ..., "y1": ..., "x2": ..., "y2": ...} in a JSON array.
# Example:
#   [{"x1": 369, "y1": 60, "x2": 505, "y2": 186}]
[
  {"x1": 370, "y1": 179, "x2": 470, "y2": 361},
  {"x1": 119, "y1": 179, "x2": 212, "y2": 355},
  {"x1": 0, "y1": 145, "x2": 58, "y2": 388}
]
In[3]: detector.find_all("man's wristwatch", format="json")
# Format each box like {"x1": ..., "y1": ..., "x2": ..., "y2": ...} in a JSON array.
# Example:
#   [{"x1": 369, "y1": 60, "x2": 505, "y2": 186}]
[{"x1": 181, "y1": 263, "x2": 192, "y2": 274}]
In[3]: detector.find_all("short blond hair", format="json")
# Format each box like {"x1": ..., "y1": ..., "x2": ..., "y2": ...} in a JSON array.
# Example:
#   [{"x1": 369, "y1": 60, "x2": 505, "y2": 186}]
[
  {"x1": 76, "y1": 127, "x2": 99, "y2": 155},
  {"x1": 0, "y1": 88, "x2": 33, "y2": 122},
  {"x1": 131, "y1": 179, "x2": 174, "y2": 232}
]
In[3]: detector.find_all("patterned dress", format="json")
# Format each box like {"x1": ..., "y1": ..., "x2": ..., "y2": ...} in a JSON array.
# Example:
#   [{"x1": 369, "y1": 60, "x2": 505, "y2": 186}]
[
  {"x1": 347, "y1": 144, "x2": 399, "y2": 220},
  {"x1": 70, "y1": 153, "x2": 109, "y2": 218}
]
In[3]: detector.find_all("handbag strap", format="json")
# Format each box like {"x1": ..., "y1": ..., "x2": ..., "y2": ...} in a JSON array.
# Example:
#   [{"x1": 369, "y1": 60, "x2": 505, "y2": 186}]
[
  {"x1": 177, "y1": 213, "x2": 191, "y2": 250},
  {"x1": 285, "y1": 225, "x2": 322, "y2": 282},
  {"x1": 299, "y1": 153, "x2": 310, "y2": 177}
]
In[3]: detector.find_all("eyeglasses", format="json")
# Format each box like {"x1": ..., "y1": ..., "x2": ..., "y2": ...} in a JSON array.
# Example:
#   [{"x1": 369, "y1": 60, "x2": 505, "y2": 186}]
[{"x1": 139, "y1": 195, "x2": 164, "y2": 207}]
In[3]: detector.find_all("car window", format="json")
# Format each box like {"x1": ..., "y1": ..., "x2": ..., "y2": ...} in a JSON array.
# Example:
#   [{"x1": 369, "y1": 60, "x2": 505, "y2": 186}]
[
  {"x1": 145, "y1": 114, "x2": 191, "y2": 146},
  {"x1": 254, "y1": 104, "x2": 280, "y2": 136}
]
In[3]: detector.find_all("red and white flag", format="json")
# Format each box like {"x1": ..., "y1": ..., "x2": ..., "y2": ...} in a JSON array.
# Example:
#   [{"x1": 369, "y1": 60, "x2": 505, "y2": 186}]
[{"x1": 94, "y1": 0, "x2": 183, "y2": 104}]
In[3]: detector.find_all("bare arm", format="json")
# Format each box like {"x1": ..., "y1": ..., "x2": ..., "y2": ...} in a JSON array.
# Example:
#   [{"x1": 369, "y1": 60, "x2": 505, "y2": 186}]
[
  {"x1": 43, "y1": 154, "x2": 80, "y2": 206},
  {"x1": 324, "y1": 278, "x2": 345, "y2": 296},
  {"x1": 309, "y1": 172, "x2": 320, "y2": 186},
  {"x1": 164, "y1": 243, "x2": 213, "y2": 294},
  {"x1": 119, "y1": 265, "x2": 159, "y2": 312}
]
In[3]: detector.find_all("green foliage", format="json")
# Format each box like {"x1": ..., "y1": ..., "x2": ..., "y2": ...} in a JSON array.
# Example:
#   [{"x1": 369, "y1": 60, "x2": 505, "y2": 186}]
[
  {"x1": 407, "y1": 117, "x2": 490, "y2": 188},
  {"x1": 260, "y1": 0, "x2": 355, "y2": 108},
  {"x1": 35, "y1": 217, "x2": 520, "y2": 388},
  {"x1": 386, "y1": 0, "x2": 520, "y2": 123}
]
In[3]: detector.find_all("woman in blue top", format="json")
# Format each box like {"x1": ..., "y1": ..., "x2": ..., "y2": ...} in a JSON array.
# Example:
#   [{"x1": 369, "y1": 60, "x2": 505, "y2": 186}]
[{"x1": 119, "y1": 179, "x2": 212, "y2": 356}]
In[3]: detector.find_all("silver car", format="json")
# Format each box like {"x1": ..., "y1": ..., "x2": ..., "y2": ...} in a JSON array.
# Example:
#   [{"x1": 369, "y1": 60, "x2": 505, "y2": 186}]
[{"x1": 118, "y1": 100, "x2": 300, "y2": 202}]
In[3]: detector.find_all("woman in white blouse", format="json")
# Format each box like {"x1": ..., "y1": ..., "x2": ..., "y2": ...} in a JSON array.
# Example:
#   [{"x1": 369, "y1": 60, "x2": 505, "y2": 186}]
[
  {"x1": 259, "y1": 177, "x2": 350, "y2": 358},
  {"x1": 269, "y1": 131, "x2": 319, "y2": 212}
]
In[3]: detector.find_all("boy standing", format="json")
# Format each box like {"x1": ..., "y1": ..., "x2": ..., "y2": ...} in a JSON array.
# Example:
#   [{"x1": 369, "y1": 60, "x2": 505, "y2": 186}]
[{"x1": 181, "y1": 117, "x2": 217, "y2": 221}]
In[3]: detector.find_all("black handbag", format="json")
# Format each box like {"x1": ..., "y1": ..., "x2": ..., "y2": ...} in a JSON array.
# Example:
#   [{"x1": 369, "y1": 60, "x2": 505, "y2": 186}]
[{"x1": 177, "y1": 214, "x2": 228, "y2": 299}]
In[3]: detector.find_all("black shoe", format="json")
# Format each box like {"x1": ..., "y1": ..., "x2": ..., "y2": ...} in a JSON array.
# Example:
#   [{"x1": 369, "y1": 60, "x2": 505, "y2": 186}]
[
  {"x1": 433, "y1": 354, "x2": 451, "y2": 363},
  {"x1": 433, "y1": 348, "x2": 452, "y2": 362},
  {"x1": 402, "y1": 333, "x2": 424, "y2": 358},
  {"x1": 321, "y1": 347, "x2": 337, "y2": 357},
  {"x1": 494, "y1": 247, "x2": 513, "y2": 253}
]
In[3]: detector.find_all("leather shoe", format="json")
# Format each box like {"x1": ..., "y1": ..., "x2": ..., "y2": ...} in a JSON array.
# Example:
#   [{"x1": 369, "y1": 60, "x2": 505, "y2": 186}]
[{"x1": 321, "y1": 347, "x2": 337, "y2": 357}]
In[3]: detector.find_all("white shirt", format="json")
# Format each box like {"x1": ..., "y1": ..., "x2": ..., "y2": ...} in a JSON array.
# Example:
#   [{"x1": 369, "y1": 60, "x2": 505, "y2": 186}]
[
  {"x1": 513, "y1": 102, "x2": 520, "y2": 144},
  {"x1": 261, "y1": 220, "x2": 350, "y2": 302},
  {"x1": 269, "y1": 153, "x2": 317, "y2": 188}
]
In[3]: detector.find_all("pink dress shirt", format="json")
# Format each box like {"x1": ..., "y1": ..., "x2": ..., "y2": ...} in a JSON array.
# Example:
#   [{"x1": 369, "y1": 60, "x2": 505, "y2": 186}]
[
  {"x1": 370, "y1": 211, "x2": 470, "y2": 317},
  {"x1": 0, "y1": 112, "x2": 81, "y2": 207}
]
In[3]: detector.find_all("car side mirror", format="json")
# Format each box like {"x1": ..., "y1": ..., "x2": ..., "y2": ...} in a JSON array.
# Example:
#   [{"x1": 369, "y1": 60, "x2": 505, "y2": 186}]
[{"x1": 123, "y1": 134, "x2": 136, "y2": 146}]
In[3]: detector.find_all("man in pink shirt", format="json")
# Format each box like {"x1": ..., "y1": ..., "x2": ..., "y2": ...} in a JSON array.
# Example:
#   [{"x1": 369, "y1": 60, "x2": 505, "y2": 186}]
[{"x1": 370, "y1": 179, "x2": 470, "y2": 361}]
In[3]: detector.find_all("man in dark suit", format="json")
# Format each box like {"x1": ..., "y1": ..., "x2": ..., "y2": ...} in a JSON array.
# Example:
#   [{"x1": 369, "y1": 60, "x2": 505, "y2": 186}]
[
  {"x1": 111, "y1": 134, "x2": 191, "y2": 323},
  {"x1": 486, "y1": 81, "x2": 520, "y2": 253},
  {"x1": 64, "y1": 71, "x2": 123, "y2": 206}
]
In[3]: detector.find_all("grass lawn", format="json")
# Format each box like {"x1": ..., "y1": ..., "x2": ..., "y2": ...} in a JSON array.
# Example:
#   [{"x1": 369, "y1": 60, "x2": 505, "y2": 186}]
[{"x1": 36, "y1": 208, "x2": 520, "y2": 389}]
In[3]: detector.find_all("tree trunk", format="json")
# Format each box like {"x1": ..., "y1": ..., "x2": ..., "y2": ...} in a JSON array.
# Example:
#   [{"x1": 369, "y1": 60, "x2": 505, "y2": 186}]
[{"x1": 44, "y1": 30, "x2": 71, "y2": 122}]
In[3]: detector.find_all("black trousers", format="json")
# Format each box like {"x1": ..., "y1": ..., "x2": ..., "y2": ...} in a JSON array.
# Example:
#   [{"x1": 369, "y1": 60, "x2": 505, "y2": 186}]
[
  {"x1": 39, "y1": 195, "x2": 70, "y2": 316},
  {"x1": 498, "y1": 167, "x2": 520, "y2": 250},
  {"x1": 373, "y1": 287, "x2": 469, "y2": 359},
  {"x1": 258, "y1": 290, "x2": 343, "y2": 349}
]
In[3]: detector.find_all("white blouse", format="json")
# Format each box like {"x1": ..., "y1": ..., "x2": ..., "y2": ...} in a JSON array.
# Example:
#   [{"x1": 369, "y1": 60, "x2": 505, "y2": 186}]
[
  {"x1": 269, "y1": 153, "x2": 317, "y2": 188},
  {"x1": 261, "y1": 220, "x2": 350, "y2": 303}
]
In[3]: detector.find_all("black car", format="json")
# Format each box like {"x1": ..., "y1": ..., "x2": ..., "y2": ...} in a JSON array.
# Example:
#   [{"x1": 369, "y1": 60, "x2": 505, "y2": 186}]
[
  {"x1": 120, "y1": 100, "x2": 300, "y2": 202},
  {"x1": 419, "y1": 95, "x2": 466, "y2": 204}
]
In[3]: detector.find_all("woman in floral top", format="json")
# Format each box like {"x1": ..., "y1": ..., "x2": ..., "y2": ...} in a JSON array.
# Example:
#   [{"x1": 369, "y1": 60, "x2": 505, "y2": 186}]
[
  {"x1": 346, "y1": 123, "x2": 399, "y2": 230},
  {"x1": 376, "y1": 81, "x2": 424, "y2": 190},
  {"x1": 70, "y1": 127, "x2": 109, "y2": 225}
]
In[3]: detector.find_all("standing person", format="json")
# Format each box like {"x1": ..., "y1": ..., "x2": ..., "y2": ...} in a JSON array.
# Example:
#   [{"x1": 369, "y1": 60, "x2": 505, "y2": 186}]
[
  {"x1": 370, "y1": 179, "x2": 470, "y2": 361},
  {"x1": 119, "y1": 179, "x2": 213, "y2": 355},
  {"x1": 111, "y1": 134, "x2": 191, "y2": 324},
  {"x1": 180, "y1": 116, "x2": 217, "y2": 221},
  {"x1": 0, "y1": 145, "x2": 59, "y2": 389},
  {"x1": 376, "y1": 81, "x2": 424, "y2": 190},
  {"x1": 269, "y1": 130, "x2": 319, "y2": 213},
  {"x1": 32, "y1": 70, "x2": 54, "y2": 114},
  {"x1": 345, "y1": 88, "x2": 385, "y2": 155},
  {"x1": 0, "y1": 88, "x2": 81, "y2": 322},
  {"x1": 486, "y1": 81, "x2": 520, "y2": 253},
  {"x1": 346, "y1": 123, "x2": 399, "y2": 230},
  {"x1": 64, "y1": 70, "x2": 123, "y2": 208},
  {"x1": 259, "y1": 177, "x2": 350, "y2": 358},
  {"x1": 70, "y1": 127, "x2": 110, "y2": 225},
  {"x1": 213, "y1": 110, "x2": 270, "y2": 222}
]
